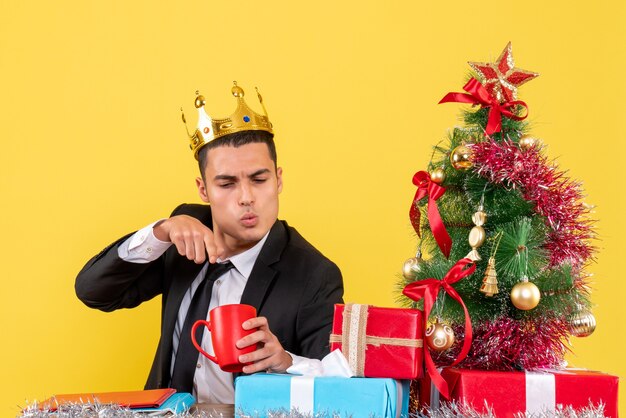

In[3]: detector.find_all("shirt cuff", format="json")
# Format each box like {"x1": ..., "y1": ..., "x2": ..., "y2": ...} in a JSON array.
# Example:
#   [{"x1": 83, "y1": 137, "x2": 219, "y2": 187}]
[{"x1": 117, "y1": 219, "x2": 172, "y2": 263}]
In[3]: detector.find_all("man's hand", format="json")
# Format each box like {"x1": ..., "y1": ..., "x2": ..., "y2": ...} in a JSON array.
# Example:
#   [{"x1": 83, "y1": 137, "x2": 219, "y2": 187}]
[
  {"x1": 237, "y1": 316, "x2": 293, "y2": 374},
  {"x1": 153, "y1": 215, "x2": 225, "y2": 264}
]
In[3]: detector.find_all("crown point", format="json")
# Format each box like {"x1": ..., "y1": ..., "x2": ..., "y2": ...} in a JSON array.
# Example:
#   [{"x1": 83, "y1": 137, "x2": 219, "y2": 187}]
[
  {"x1": 195, "y1": 94, "x2": 206, "y2": 109},
  {"x1": 232, "y1": 84, "x2": 245, "y2": 98}
]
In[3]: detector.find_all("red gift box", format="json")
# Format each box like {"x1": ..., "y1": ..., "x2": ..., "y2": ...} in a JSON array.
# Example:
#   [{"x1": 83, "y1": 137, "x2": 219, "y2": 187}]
[
  {"x1": 329, "y1": 303, "x2": 423, "y2": 379},
  {"x1": 419, "y1": 368, "x2": 619, "y2": 418}
]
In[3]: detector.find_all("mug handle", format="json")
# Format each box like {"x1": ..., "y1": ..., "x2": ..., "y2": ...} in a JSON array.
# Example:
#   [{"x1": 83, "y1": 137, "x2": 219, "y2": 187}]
[{"x1": 191, "y1": 320, "x2": 218, "y2": 364}]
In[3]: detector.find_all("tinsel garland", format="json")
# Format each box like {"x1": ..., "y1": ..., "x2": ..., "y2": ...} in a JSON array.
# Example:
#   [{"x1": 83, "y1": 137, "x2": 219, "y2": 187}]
[
  {"x1": 18, "y1": 400, "x2": 608, "y2": 418},
  {"x1": 471, "y1": 139, "x2": 595, "y2": 269},
  {"x1": 413, "y1": 400, "x2": 607, "y2": 418},
  {"x1": 432, "y1": 316, "x2": 570, "y2": 370},
  {"x1": 18, "y1": 403, "x2": 226, "y2": 418},
  {"x1": 18, "y1": 403, "x2": 347, "y2": 418}
]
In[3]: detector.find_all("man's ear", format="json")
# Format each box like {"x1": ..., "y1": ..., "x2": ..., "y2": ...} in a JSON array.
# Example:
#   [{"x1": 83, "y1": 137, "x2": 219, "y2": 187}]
[
  {"x1": 196, "y1": 177, "x2": 210, "y2": 203},
  {"x1": 276, "y1": 167, "x2": 283, "y2": 194}
]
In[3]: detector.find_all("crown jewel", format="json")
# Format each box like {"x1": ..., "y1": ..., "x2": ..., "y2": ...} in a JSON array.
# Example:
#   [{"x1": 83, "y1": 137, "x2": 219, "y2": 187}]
[{"x1": 182, "y1": 81, "x2": 273, "y2": 159}]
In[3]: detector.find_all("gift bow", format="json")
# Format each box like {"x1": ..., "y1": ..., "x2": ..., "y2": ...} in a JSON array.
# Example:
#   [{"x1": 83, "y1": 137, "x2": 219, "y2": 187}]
[
  {"x1": 410, "y1": 171, "x2": 452, "y2": 258},
  {"x1": 328, "y1": 304, "x2": 423, "y2": 377},
  {"x1": 402, "y1": 258, "x2": 475, "y2": 399},
  {"x1": 439, "y1": 78, "x2": 529, "y2": 135}
]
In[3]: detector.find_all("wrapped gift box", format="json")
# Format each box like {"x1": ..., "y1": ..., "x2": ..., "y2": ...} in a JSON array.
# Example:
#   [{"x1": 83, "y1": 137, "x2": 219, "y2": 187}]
[
  {"x1": 235, "y1": 374, "x2": 409, "y2": 418},
  {"x1": 330, "y1": 303, "x2": 423, "y2": 379},
  {"x1": 419, "y1": 368, "x2": 619, "y2": 418}
]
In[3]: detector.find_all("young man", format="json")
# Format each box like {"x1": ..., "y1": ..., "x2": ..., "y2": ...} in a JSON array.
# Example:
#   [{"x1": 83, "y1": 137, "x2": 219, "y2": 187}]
[{"x1": 75, "y1": 83, "x2": 344, "y2": 403}]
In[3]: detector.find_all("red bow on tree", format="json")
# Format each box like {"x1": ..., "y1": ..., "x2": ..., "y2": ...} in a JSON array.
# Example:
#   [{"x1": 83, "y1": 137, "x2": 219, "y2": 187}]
[
  {"x1": 403, "y1": 258, "x2": 476, "y2": 399},
  {"x1": 439, "y1": 78, "x2": 528, "y2": 135},
  {"x1": 410, "y1": 171, "x2": 452, "y2": 258}
]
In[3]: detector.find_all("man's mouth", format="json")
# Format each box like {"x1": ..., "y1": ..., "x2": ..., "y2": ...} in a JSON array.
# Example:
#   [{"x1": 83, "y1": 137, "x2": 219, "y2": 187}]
[{"x1": 240, "y1": 213, "x2": 258, "y2": 227}]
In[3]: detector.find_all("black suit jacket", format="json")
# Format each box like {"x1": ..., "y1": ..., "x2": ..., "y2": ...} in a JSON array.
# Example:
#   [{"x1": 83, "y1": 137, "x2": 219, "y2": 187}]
[{"x1": 75, "y1": 204, "x2": 344, "y2": 389}]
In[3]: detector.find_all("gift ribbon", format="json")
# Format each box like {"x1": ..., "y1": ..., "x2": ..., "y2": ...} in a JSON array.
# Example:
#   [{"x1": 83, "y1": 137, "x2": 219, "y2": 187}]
[
  {"x1": 402, "y1": 258, "x2": 476, "y2": 399},
  {"x1": 525, "y1": 372, "x2": 556, "y2": 414},
  {"x1": 439, "y1": 78, "x2": 529, "y2": 135},
  {"x1": 290, "y1": 376, "x2": 315, "y2": 414},
  {"x1": 410, "y1": 171, "x2": 452, "y2": 258},
  {"x1": 329, "y1": 304, "x2": 423, "y2": 377}
]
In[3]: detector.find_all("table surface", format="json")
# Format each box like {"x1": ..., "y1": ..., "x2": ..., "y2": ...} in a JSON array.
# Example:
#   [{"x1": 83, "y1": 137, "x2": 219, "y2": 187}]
[{"x1": 191, "y1": 403, "x2": 235, "y2": 417}]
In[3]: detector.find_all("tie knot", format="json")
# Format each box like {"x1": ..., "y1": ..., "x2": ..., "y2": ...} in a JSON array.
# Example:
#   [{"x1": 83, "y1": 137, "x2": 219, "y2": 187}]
[{"x1": 206, "y1": 260, "x2": 235, "y2": 282}]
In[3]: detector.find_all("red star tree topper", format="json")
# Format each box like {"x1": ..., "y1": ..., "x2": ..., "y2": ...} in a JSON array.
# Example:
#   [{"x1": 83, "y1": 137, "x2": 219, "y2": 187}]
[{"x1": 468, "y1": 42, "x2": 539, "y2": 103}]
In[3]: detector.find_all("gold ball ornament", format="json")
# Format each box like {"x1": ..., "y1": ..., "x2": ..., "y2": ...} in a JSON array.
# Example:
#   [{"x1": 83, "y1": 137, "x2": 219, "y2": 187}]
[
  {"x1": 425, "y1": 320, "x2": 455, "y2": 351},
  {"x1": 450, "y1": 145, "x2": 474, "y2": 170},
  {"x1": 402, "y1": 256, "x2": 424, "y2": 280},
  {"x1": 569, "y1": 309, "x2": 596, "y2": 337},
  {"x1": 518, "y1": 135, "x2": 541, "y2": 151},
  {"x1": 430, "y1": 168, "x2": 446, "y2": 184},
  {"x1": 510, "y1": 280, "x2": 541, "y2": 310}
]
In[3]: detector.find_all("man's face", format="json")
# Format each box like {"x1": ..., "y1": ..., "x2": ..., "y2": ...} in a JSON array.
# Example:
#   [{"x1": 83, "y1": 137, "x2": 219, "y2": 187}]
[{"x1": 196, "y1": 142, "x2": 282, "y2": 255}]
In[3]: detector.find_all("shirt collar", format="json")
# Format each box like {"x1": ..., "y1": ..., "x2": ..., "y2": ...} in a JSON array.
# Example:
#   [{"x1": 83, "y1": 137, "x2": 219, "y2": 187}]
[{"x1": 217, "y1": 230, "x2": 270, "y2": 280}]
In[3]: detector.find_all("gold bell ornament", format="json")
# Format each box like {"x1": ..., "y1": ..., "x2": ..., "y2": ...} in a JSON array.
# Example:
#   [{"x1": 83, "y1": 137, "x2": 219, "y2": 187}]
[
  {"x1": 479, "y1": 231, "x2": 503, "y2": 297},
  {"x1": 480, "y1": 257, "x2": 499, "y2": 297},
  {"x1": 569, "y1": 306, "x2": 596, "y2": 337},
  {"x1": 425, "y1": 318, "x2": 455, "y2": 351},
  {"x1": 450, "y1": 144, "x2": 474, "y2": 170},
  {"x1": 510, "y1": 276, "x2": 541, "y2": 310},
  {"x1": 402, "y1": 249, "x2": 424, "y2": 280}
]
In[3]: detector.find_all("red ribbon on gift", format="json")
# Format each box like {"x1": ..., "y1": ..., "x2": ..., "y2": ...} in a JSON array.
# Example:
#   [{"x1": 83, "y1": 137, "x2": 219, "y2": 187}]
[
  {"x1": 410, "y1": 171, "x2": 452, "y2": 258},
  {"x1": 439, "y1": 78, "x2": 529, "y2": 135},
  {"x1": 402, "y1": 258, "x2": 476, "y2": 399}
]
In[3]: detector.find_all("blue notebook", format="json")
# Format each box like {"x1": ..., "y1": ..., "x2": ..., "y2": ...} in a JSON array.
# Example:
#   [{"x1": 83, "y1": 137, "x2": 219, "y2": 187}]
[{"x1": 132, "y1": 392, "x2": 195, "y2": 416}]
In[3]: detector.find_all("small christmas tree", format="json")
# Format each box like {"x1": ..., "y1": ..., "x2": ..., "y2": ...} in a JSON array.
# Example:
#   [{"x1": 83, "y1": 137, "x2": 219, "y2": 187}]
[{"x1": 398, "y1": 43, "x2": 596, "y2": 378}]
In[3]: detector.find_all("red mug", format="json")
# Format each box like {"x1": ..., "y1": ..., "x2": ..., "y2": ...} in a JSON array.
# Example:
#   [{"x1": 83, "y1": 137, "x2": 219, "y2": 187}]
[{"x1": 191, "y1": 303, "x2": 257, "y2": 373}]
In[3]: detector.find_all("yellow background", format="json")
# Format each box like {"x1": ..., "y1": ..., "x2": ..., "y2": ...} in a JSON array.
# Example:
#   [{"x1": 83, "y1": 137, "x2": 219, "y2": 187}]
[{"x1": 1, "y1": 1, "x2": 624, "y2": 415}]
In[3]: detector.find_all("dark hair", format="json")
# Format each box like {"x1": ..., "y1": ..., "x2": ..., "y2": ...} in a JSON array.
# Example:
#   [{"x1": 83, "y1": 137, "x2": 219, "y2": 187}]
[{"x1": 197, "y1": 130, "x2": 277, "y2": 178}]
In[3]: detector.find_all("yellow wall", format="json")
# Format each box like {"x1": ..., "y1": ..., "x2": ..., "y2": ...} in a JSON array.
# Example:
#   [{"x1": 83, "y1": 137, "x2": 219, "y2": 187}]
[{"x1": 1, "y1": 1, "x2": 624, "y2": 415}]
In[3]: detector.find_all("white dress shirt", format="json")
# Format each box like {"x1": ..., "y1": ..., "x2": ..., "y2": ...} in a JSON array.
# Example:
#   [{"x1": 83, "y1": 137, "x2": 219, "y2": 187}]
[{"x1": 117, "y1": 220, "x2": 269, "y2": 403}]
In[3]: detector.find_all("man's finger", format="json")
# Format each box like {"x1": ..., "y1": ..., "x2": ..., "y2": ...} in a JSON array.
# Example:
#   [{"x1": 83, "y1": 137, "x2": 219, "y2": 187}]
[
  {"x1": 236, "y1": 329, "x2": 267, "y2": 349},
  {"x1": 184, "y1": 235, "x2": 196, "y2": 261},
  {"x1": 203, "y1": 233, "x2": 218, "y2": 264},
  {"x1": 170, "y1": 232, "x2": 187, "y2": 257},
  {"x1": 239, "y1": 346, "x2": 271, "y2": 364},
  {"x1": 212, "y1": 221, "x2": 227, "y2": 257},
  {"x1": 242, "y1": 316, "x2": 268, "y2": 330},
  {"x1": 192, "y1": 234, "x2": 206, "y2": 264},
  {"x1": 242, "y1": 359, "x2": 274, "y2": 374}
]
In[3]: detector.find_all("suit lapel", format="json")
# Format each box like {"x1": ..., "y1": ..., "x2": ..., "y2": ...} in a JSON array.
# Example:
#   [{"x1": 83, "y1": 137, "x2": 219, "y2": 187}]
[{"x1": 240, "y1": 220, "x2": 286, "y2": 313}]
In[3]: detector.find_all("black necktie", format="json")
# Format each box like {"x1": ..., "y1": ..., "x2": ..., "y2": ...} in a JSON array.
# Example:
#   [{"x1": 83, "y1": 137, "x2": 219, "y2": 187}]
[{"x1": 170, "y1": 261, "x2": 235, "y2": 392}]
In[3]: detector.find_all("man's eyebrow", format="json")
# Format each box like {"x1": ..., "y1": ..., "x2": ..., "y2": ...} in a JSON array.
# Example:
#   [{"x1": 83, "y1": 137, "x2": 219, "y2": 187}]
[
  {"x1": 213, "y1": 169, "x2": 270, "y2": 182},
  {"x1": 249, "y1": 168, "x2": 271, "y2": 178},
  {"x1": 214, "y1": 174, "x2": 238, "y2": 181}
]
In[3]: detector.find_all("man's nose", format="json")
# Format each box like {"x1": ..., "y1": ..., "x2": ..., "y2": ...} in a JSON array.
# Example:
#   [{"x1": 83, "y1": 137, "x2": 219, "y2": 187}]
[{"x1": 239, "y1": 183, "x2": 254, "y2": 206}]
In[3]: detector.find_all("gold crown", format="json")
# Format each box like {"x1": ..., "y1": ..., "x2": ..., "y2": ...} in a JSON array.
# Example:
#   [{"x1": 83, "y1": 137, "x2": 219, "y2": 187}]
[{"x1": 182, "y1": 81, "x2": 274, "y2": 159}]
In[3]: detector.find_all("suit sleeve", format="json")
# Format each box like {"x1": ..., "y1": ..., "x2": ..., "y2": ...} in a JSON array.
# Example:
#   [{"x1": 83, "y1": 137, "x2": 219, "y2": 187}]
[
  {"x1": 295, "y1": 261, "x2": 344, "y2": 360},
  {"x1": 74, "y1": 203, "x2": 195, "y2": 312},
  {"x1": 74, "y1": 233, "x2": 166, "y2": 312}
]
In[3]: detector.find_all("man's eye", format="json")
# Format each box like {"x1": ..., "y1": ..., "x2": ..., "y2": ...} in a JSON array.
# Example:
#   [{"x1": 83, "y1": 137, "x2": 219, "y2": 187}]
[
  {"x1": 219, "y1": 183, "x2": 234, "y2": 188},
  {"x1": 253, "y1": 178, "x2": 268, "y2": 183}
]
